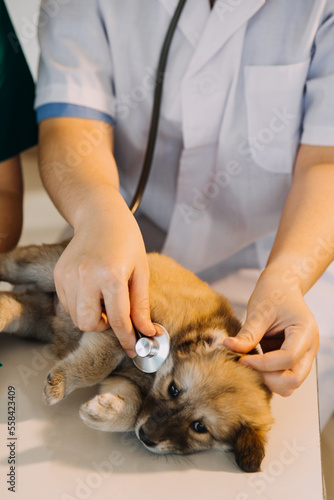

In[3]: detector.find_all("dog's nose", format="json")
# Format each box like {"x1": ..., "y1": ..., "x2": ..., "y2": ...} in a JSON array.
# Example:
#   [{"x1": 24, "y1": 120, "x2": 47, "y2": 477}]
[{"x1": 138, "y1": 426, "x2": 157, "y2": 448}]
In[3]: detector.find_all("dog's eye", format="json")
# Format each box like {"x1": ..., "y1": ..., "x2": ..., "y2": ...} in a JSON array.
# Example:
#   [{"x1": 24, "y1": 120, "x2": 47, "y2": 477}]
[
  {"x1": 191, "y1": 421, "x2": 208, "y2": 434},
  {"x1": 168, "y1": 381, "x2": 179, "y2": 399}
]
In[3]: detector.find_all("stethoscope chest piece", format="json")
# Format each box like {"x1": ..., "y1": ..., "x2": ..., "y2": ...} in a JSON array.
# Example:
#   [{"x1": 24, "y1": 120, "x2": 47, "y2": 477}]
[{"x1": 132, "y1": 323, "x2": 170, "y2": 373}]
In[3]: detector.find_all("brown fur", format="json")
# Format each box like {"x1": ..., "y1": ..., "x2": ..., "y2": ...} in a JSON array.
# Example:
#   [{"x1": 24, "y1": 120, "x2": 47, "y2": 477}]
[{"x1": 0, "y1": 241, "x2": 273, "y2": 471}]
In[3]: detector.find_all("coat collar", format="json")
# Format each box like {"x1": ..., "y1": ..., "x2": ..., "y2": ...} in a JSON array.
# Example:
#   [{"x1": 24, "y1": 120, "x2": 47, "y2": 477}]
[
  {"x1": 159, "y1": 0, "x2": 210, "y2": 48},
  {"x1": 159, "y1": 0, "x2": 266, "y2": 75}
]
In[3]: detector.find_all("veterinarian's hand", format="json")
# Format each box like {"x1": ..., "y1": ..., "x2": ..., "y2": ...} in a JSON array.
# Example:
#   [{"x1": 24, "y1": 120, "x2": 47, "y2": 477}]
[
  {"x1": 54, "y1": 189, "x2": 157, "y2": 357},
  {"x1": 223, "y1": 270, "x2": 319, "y2": 396}
]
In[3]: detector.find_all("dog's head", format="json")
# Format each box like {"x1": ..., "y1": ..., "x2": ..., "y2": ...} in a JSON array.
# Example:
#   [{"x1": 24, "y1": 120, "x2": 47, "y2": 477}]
[{"x1": 135, "y1": 329, "x2": 273, "y2": 472}]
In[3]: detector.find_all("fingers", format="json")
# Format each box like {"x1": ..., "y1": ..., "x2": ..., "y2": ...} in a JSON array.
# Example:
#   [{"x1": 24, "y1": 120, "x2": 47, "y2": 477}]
[
  {"x1": 222, "y1": 288, "x2": 319, "y2": 396},
  {"x1": 221, "y1": 261, "x2": 320, "y2": 397},
  {"x1": 257, "y1": 348, "x2": 316, "y2": 397},
  {"x1": 129, "y1": 267, "x2": 156, "y2": 336},
  {"x1": 54, "y1": 260, "x2": 73, "y2": 317},
  {"x1": 55, "y1": 255, "x2": 108, "y2": 331},
  {"x1": 223, "y1": 314, "x2": 270, "y2": 353},
  {"x1": 54, "y1": 249, "x2": 154, "y2": 356},
  {"x1": 240, "y1": 322, "x2": 319, "y2": 396},
  {"x1": 102, "y1": 262, "x2": 156, "y2": 356},
  {"x1": 241, "y1": 326, "x2": 310, "y2": 371},
  {"x1": 103, "y1": 282, "x2": 137, "y2": 357},
  {"x1": 241, "y1": 320, "x2": 318, "y2": 369}
]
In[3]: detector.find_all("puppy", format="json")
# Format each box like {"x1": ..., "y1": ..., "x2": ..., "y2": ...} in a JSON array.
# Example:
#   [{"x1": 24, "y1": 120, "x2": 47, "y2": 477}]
[{"x1": 0, "y1": 241, "x2": 273, "y2": 472}]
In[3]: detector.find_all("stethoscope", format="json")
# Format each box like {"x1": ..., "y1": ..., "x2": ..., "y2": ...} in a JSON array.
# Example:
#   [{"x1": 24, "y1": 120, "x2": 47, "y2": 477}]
[
  {"x1": 129, "y1": 0, "x2": 187, "y2": 373},
  {"x1": 129, "y1": 0, "x2": 187, "y2": 215}
]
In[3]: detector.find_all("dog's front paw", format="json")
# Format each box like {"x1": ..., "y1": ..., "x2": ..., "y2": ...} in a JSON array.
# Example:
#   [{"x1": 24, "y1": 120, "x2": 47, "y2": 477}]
[
  {"x1": 79, "y1": 393, "x2": 129, "y2": 432},
  {"x1": 43, "y1": 369, "x2": 66, "y2": 405}
]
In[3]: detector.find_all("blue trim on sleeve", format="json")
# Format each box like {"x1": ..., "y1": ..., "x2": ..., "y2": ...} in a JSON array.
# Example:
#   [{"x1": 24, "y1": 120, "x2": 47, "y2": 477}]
[{"x1": 36, "y1": 103, "x2": 115, "y2": 125}]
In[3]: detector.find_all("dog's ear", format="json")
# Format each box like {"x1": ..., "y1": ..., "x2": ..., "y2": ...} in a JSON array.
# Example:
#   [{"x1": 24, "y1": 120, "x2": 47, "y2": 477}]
[
  {"x1": 175, "y1": 329, "x2": 230, "y2": 357},
  {"x1": 207, "y1": 330, "x2": 243, "y2": 361},
  {"x1": 209, "y1": 329, "x2": 228, "y2": 348},
  {"x1": 211, "y1": 327, "x2": 261, "y2": 357},
  {"x1": 232, "y1": 423, "x2": 266, "y2": 472}
]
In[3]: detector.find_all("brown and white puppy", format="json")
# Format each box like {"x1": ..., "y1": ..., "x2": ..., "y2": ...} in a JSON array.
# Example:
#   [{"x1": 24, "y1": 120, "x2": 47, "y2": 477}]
[{"x1": 0, "y1": 241, "x2": 273, "y2": 472}]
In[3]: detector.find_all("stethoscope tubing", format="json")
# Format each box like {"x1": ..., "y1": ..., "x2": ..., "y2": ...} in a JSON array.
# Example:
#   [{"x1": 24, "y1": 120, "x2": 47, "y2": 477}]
[{"x1": 129, "y1": 0, "x2": 188, "y2": 214}]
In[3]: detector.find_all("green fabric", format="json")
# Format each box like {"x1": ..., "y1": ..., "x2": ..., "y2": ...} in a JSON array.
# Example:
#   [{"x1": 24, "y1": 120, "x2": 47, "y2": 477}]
[{"x1": 0, "y1": 0, "x2": 38, "y2": 161}]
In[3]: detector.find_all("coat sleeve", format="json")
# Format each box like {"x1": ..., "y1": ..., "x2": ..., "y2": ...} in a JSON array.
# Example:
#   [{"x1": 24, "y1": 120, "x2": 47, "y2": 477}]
[
  {"x1": 35, "y1": 0, "x2": 115, "y2": 120},
  {"x1": 301, "y1": 1, "x2": 334, "y2": 146}
]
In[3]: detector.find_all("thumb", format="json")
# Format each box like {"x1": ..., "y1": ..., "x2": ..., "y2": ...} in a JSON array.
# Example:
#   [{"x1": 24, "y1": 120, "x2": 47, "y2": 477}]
[{"x1": 223, "y1": 316, "x2": 267, "y2": 354}]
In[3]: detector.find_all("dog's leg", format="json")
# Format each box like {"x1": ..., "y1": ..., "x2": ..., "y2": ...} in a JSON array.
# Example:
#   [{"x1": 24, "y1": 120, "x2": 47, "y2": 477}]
[
  {"x1": 79, "y1": 376, "x2": 143, "y2": 432},
  {"x1": 0, "y1": 291, "x2": 54, "y2": 342},
  {"x1": 43, "y1": 330, "x2": 125, "y2": 405},
  {"x1": 0, "y1": 241, "x2": 68, "y2": 291}
]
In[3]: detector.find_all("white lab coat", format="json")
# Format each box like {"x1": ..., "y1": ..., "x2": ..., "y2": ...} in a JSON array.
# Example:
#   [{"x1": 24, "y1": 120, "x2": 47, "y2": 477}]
[
  {"x1": 36, "y1": 0, "x2": 334, "y2": 272},
  {"x1": 36, "y1": 0, "x2": 334, "y2": 424}
]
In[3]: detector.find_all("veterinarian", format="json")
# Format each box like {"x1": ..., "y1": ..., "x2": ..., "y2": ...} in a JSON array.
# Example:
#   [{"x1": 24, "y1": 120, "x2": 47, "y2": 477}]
[
  {"x1": 35, "y1": 1, "x2": 334, "y2": 427},
  {"x1": 0, "y1": 0, "x2": 37, "y2": 252}
]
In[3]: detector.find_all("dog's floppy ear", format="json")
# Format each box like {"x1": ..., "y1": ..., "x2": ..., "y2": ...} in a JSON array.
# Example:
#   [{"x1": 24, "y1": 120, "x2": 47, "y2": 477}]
[{"x1": 232, "y1": 423, "x2": 266, "y2": 472}]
